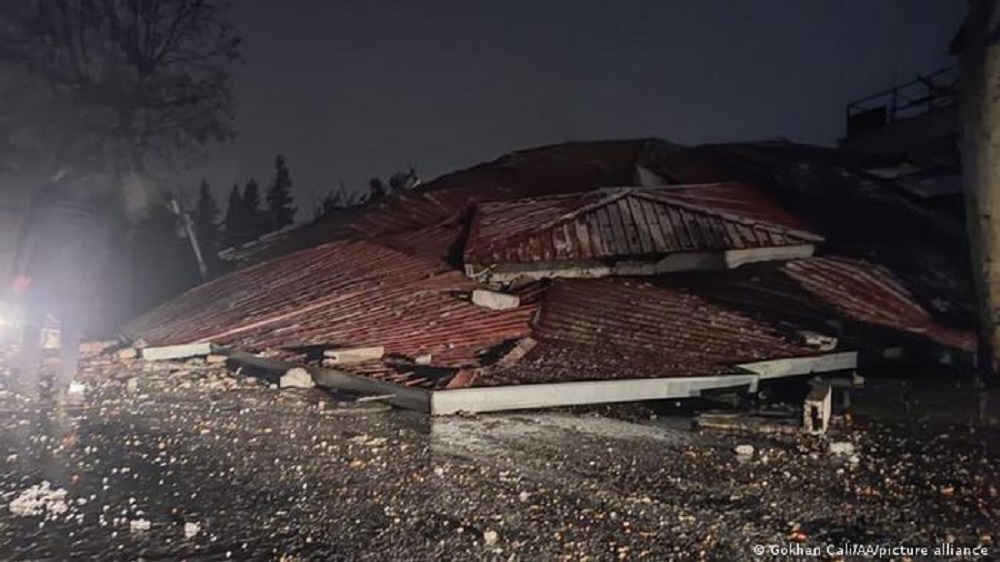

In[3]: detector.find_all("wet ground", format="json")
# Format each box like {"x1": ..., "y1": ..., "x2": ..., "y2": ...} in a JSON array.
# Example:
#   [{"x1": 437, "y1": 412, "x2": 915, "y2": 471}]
[{"x1": 0, "y1": 351, "x2": 998, "y2": 560}]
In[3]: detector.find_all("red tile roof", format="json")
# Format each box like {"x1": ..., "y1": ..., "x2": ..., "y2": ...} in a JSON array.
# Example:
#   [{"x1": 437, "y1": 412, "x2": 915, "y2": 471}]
[
  {"x1": 677, "y1": 256, "x2": 974, "y2": 352},
  {"x1": 485, "y1": 277, "x2": 818, "y2": 385},
  {"x1": 125, "y1": 240, "x2": 538, "y2": 373},
  {"x1": 484, "y1": 255, "x2": 974, "y2": 387},
  {"x1": 243, "y1": 139, "x2": 669, "y2": 263},
  {"x1": 465, "y1": 183, "x2": 821, "y2": 266}
]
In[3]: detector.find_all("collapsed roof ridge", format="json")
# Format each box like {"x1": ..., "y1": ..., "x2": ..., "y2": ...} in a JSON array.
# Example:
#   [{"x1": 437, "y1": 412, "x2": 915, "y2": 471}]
[
  {"x1": 634, "y1": 190, "x2": 825, "y2": 243},
  {"x1": 473, "y1": 182, "x2": 823, "y2": 257}
]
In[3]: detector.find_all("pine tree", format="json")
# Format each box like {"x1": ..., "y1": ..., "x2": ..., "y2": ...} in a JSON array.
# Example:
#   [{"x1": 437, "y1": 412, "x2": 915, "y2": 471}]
[
  {"x1": 369, "y1": 177, "x2": 388, "y2": 201},
  {"x1": 266, "y1": 154, "x2": 296, "y2": 229},
  {"x1": 223, "y1": 183, "x2": 244, "y2": 246},
  {"x1": 193, "y1": 180, "x2": 221, "y2": 271},
  {"x1": 242, "y1": 178, "x2": 264, "y2": 239}
]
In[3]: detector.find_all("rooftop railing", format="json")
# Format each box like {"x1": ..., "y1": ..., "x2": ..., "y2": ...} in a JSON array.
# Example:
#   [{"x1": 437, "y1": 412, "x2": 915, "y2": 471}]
[{"x1": 846, "y1": 66, "x2": 958, "y2": 136}]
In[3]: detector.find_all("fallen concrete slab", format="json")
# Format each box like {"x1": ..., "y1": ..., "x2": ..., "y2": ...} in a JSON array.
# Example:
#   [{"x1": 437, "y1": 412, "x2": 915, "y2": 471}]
[{"x1": 141, "y1": 343, "x2": 214, "y2": 362}]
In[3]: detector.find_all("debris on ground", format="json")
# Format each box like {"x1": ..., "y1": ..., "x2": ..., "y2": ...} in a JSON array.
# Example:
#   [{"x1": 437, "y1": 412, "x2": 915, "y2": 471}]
[
  {"x1": 828, "y1": 441, "x2": 856, "y2": 456},
  {"x1": 8, "y1": 482, "x2": 71, "y2": 519},
  {"x1": 0, "y1": 344, "x2": 997, "y2": 559}
]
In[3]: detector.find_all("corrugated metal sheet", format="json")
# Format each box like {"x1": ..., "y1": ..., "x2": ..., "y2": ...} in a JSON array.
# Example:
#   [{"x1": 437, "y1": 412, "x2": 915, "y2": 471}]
[
  {"x1": 125, "y1": 240, "x2": 538, "y2": 378},
  {"x1": 465, "y1": 183, "x2": 822, "y2": 266}
]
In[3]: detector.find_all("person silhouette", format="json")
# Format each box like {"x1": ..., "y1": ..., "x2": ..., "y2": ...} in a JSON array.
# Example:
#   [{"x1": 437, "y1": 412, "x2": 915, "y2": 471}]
[{"x1": 11, "y1": 169, "x2": 115, "y2": 403}]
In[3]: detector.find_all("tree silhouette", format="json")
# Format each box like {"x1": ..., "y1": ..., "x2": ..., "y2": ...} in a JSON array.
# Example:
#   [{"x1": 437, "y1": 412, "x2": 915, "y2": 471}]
[
  {"x1": 266, "y1": 154, "x2": 297, "y2": 229},
  {"x1": 223, "y1": 183, "x2": 244, "y2": 247},
  {"x1": 193, "y1": 180, "x2": 221, "y2": 272},
  {"x1": 0, "y1": 1, "x2": 241, "y2": 178},
  {"x1": 242, "y1": 178, "x2": 263, "y2": 238}
]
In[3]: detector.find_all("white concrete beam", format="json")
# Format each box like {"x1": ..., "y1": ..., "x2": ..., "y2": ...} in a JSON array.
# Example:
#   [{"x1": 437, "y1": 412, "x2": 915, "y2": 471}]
[
  {"x1": 141, "y1": 342, "x2": 214, "y2": 361},
  {"x1": 735, "y1": 351, "x2": 857, "y2": 380},
  {"x1": 431, "y1": 351, "x2": 857, "y2": 415}
]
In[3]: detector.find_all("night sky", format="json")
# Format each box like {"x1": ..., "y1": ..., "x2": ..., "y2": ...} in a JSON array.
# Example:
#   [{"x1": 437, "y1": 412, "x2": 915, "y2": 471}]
[{"x1": 190, "y1": 1, "x2": 965, "y2": 213}]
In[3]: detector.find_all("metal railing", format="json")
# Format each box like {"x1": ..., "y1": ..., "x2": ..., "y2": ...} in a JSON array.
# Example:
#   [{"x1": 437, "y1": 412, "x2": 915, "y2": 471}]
[{"x1": 846, "y1": 66, "x2": 958, "y2": 136}]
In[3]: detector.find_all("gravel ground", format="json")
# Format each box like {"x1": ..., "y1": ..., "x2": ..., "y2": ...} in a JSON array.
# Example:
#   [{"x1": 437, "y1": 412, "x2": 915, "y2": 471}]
[{"x1": 0, "y1": 350, "x2": 997, "y2": 561}]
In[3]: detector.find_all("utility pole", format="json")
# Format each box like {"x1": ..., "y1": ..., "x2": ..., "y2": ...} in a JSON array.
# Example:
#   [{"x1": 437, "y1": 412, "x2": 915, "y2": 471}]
[
  {"x1": 170, "y1": 198, "x2": 208, "y2": 281},
  {"x1": 959, "y1": 0, "x2": 1000, "y2": 379}
]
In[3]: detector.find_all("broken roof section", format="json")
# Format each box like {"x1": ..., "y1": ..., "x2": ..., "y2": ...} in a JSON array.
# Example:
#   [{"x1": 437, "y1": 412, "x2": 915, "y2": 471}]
[
  {"x1": 483, "y1": 255, "x2": 972, "y2": 388},
  {"x1": 125, "y1": 239, "x2": 538, "y2": 376},
  {"x1": 464, "y1": 182, "x2": 822, "y2": 282},
  {"x1": 126, "y1": 137, "x2": 976, "y2": 411},
  {"x1": 484, "y1": 277, "x2": 819, "y2": 385}
]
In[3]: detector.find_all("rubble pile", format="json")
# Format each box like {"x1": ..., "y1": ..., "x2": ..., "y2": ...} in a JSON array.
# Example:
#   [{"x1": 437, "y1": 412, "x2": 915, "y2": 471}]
[{"x1": 74, "y1": 345, "x2": 270, "y2": 397}]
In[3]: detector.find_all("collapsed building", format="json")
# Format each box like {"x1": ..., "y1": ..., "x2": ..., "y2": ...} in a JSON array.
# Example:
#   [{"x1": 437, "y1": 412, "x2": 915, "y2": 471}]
[{"x1": 124, "y1": 138, "x2": 976, "y2": 414}]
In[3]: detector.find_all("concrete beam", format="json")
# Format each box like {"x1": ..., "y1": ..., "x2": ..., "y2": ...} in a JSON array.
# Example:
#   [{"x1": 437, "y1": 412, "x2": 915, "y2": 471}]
[
  {"x1": 431, "y1": 351, "x2": 857, "y2": 415},
  {"x1": 735, "y1": 351, "x2": 857, "y2": 381},
  {"x1": 430, "y1": 374, "x2": 762, "y2": 415},
  {"x1": 226, "y1": 349, "x2": 856, "y2": 416},
  {"x1": 141, "y1": 342, "x2": 214, "y2": 361}
]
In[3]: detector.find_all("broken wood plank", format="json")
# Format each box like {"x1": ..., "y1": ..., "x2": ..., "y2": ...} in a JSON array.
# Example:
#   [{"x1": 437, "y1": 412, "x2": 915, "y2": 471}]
[{"x1": 695, "y1": 412, "x2": 801, "y2": 435}]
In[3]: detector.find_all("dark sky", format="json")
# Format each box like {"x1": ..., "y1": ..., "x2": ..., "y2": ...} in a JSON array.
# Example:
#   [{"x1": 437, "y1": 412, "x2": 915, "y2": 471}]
[{"x1": 189, "y1": 0, "x2": 965, "y2": 213}]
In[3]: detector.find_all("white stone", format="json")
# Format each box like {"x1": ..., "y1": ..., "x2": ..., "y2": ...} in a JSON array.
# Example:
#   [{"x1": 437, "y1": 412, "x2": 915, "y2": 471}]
[
  {"x1": 471, "y1": 289, "x2": 520, "y2": 311},
  {"x1": 9, "y1": 483, "x2": 69, "y2": 518},
  {"x1": 322, "y1": 346, "x2": 384, "y2": 364},
  {"x1": 280, "y1": 368, "x2": 315, "y2": 389},
  {"x1": 184, "y1": 521, "x2": 200, "y2": 538},
  {"x1": 828, "y1": 441, "x2": 855, "y2": 456},
  {"x1": 130, "y1": 518, "x2": 151, "y2": 532},
  {"x1": 483, "y1": 529, "x2": 499, "y2": 546},
  {"x1": 734, "y1": 444, "x2": 755, "y2": 457}
]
